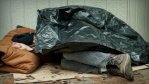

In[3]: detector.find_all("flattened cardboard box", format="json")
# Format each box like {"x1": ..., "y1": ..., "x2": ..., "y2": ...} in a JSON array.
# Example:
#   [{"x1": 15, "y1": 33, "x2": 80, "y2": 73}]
[{"x1": 12, "y1": 63, "x2": 149, "y2": 83}]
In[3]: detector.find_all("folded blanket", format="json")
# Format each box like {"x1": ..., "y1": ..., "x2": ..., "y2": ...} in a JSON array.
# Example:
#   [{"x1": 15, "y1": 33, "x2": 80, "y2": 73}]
[{"x1": 0, "y1": 27, "x2": 41, "y2": 73}]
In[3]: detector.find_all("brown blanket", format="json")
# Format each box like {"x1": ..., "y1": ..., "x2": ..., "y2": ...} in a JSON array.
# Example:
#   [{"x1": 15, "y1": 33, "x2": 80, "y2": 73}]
[{"x1": 0, "y1": 28, "x2": 41, "y2": 73}]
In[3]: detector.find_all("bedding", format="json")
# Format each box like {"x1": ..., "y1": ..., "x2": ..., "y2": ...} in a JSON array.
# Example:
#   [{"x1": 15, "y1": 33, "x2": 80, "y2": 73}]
[{"x1": 0, "y1": 28, "x2": 41, "y2": 73}]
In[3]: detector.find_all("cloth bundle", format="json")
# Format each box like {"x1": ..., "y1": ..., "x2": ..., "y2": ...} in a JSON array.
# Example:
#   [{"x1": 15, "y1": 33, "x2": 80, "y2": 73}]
[{"x1": 0, "y1": 28, "x2": 41, "y2": 73}]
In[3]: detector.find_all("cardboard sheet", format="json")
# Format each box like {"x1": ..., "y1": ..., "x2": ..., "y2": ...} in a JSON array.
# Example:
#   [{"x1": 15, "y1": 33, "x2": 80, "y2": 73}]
[
  {"x1": 12, "y1": 63, "x2": 149, "y2": 83},
  {"x1": 132, "y1": 64, "x2": 149, "y2": 71},
  {"x1": 12, "y1": 63, "x2": 102, "y2": 83}
]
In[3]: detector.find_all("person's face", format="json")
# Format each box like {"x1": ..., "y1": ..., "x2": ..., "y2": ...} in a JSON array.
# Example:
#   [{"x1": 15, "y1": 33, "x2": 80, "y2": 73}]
[
  {"x1": 12, "y1": 42, "x2": 22, "y2": 49},
  {"x1": 12, "y1": 42, "x2": 33, "y2": 51},
  {"x1": 12, "y1": 42, "x2": 28, "y2": 50}
]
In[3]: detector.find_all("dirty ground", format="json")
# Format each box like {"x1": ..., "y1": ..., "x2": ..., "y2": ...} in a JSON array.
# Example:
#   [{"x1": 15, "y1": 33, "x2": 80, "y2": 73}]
[{"x1": 0, "y1": 68, "x2": 149, "y2": 84}]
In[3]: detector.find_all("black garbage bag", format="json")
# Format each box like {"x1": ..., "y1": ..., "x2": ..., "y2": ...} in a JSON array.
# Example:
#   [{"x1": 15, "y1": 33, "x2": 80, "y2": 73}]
[{"x1": 35, "y1": 5, "x2": 149, "y2": 64}]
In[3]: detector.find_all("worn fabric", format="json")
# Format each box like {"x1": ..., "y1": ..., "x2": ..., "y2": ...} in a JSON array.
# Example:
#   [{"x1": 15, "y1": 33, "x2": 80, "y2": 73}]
[
  {"x1": 0, "y1": 28, "x2": 52, "y2": 73},
  {"x1": 0, "y1": 28, "x2": 34, "y2": 46},
  {"x1": 12, "y1": 33, "x2": 34, "y2": 45},
  {"x1": 61, "y1": 58, "x2": 100, "y2": 74},
  {"x1": 63, "y1": 51, "x2": 110, "y2": 68},
  {"x1": 0, "y1": 45, "x2": 41, "y2": 73}
]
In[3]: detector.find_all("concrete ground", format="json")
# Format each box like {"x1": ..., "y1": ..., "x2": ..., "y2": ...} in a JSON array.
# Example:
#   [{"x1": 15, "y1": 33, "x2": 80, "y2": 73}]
[{"x1": 0, "y1": 69, "x2": 149, "y2": 84}]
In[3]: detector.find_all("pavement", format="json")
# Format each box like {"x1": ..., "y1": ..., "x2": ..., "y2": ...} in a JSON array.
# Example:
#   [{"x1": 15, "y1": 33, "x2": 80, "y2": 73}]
[{"x1": 0, "y1": 69, "x2": 149, "y2": 84}]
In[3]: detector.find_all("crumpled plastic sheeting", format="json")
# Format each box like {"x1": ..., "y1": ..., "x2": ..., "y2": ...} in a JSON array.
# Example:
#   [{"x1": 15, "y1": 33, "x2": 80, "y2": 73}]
[{"x1": 35, "y1": 6, "x2": 149, "y2": 64}]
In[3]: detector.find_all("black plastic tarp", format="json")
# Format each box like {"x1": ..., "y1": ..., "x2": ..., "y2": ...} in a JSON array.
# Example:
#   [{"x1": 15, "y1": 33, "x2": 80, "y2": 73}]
[{"x1": 35, "y1": 6, "x2": 149, "y2": 64}]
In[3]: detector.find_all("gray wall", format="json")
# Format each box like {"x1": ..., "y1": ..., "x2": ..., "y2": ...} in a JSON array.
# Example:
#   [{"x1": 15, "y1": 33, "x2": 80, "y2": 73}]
[{"x1": 0, "y1": 0, "x2": 149, "y2": 42}]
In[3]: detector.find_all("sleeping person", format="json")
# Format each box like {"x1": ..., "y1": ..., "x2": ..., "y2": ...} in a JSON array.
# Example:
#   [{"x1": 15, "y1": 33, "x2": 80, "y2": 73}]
[
  {"x1": 11, "y1": 32, "x2": 134, "y2": 81},
  {"x1": 11, "y1": 32, "x2": 54, "y2": 63},
  {"x1": 12, "y1": 32, "x2": 35, "y2": 51}
]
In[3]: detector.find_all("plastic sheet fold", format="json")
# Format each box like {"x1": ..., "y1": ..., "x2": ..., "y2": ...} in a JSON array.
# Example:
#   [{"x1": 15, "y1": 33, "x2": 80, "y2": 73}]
[{"x1": 35, "y1": 6, "x2": 149, "y2": 64}]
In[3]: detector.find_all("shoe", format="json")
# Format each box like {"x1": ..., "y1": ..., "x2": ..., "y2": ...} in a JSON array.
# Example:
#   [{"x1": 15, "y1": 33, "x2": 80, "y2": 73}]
[
  {"x1": 107, "y1": 65, "x2": 124, "y2": 77},
  {"x1": 108, "y1": 54, "x2": 134, "y2": 81}
]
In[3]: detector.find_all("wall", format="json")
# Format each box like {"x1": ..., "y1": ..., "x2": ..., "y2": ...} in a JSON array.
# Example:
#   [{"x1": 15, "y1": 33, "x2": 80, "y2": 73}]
[{"x1": 0, "y1": 0, "x2": 149, "y2": 42}]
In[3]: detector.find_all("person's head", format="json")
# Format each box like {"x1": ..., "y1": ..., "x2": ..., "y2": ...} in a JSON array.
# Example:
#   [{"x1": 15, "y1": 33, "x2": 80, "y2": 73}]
[
  {"x1": 12, "y1": 32, "x2": 35, "y2": 46},
  {"x1": 12, "y1": 42, "x2": 33, "y2": 51}
]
